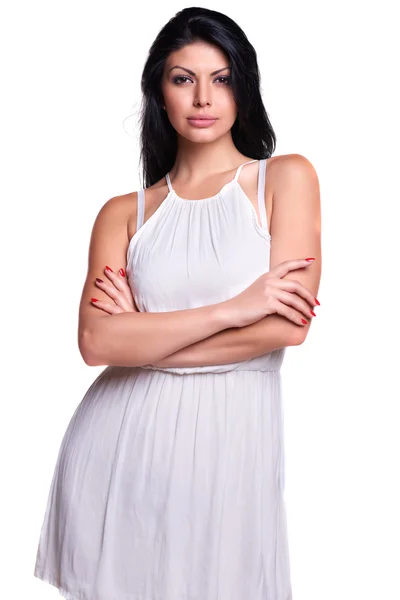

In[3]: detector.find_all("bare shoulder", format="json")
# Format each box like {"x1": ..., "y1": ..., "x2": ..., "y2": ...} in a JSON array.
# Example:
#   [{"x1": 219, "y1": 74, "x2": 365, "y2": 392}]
[
  {"x1": 268, "y1": 153, "x2": 319, "y2": 193},
  {"x1": 93, "y1": 191, "x2": 138, "y2": 229},
  {"x1": 95, "y1": 190, "x2": 138, "y2": 241},
  {"x1": 126, "y1": 178, "x2": 170, "y2": 241}
]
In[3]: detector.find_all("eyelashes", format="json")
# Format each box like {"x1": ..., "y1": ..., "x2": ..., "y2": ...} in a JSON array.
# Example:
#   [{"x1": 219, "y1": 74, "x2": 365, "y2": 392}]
[{"x1": 172, "y1": 75, "x2": 231, "y2": 85}]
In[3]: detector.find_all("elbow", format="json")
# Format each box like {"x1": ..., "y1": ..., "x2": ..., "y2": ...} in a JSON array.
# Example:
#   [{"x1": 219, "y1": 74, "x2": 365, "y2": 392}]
[
  {"x1": 78, "y1": 324, "x2": 145, "y2": 368},
  {"x1": 280, "y1": 320, "x2": 307, "y2": 348},
  {"x1": 292, "y1": 334, "x2": 306, "y2": 346},
  {"x1": 292, "y1": 325, "x2": 310, "y2": 346},
  {"x1": 79, "y1": 328, "x2": 102, "y2": 366}
]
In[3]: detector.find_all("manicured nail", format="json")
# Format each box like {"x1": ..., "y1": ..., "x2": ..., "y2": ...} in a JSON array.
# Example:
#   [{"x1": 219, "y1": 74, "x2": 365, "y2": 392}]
[
  {"x1": 310, "y1": 310, "x2": 316, "y2": 316},
  {"x1": 305, "y1": 257, "x2": 315, "y2": 262},
  {"x1": 119, "y1": 268, "x2": 125, "y2": 277},
  {"x1": 314, "y1": 298, "x2": 320, "y2": 306},
  {"x1": 105, "y1": 265, "x2": 113, "y2": 272},
  {"x1": 95, "y1": 278, "x2": 103, "y2": 283},
  {"x1": 301, "y1": 319, "x2": 307, "y2": 324},
  {"x1": 91, "y1": 298, "x2": 99, "y2": 303}
]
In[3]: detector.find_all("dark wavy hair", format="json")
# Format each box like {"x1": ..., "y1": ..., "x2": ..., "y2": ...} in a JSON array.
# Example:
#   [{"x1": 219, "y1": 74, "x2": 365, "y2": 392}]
[{"x1": 138, "y1": 6, "x2": 276, "y2": 189}]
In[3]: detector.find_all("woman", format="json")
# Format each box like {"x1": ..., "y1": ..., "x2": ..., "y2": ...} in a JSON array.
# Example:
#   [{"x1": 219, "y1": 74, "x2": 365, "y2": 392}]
[{"x1": 34, "y1": 6, "x2": 321, "y2": 600}]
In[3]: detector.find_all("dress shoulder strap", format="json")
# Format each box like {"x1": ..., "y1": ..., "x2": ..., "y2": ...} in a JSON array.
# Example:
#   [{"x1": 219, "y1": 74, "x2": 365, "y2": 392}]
[
  {"x1": 165, "y1": 173, "x2": 174, "y2": 193},
  {"x1": 234, "y1": 158, "x2": 269, "y2": 233},
  {"x1": 257, "y1": 159, "x2": 268, "y2": 230},
  {"x1": 233, "y1": 159, "x2": 258, "y2": 181},
  {"x1": 136, "y1": 189, "x2": 145, "y2": 231}
]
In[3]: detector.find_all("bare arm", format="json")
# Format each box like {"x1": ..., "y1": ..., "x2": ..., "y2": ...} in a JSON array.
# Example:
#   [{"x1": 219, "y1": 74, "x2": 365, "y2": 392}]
[
  {"x1": 150, "y1": 153, "x2": 322, "y2": 368},
  {"x1": 78, "y1": 193, "x2": 234, "y2": 367},
  {"x1": 269, "y1": 154, "x2": 321, "y2": 345},
  {"x1": 85, "y1": 303, "x2": 233, "y2": 367},
  {"x1": 151, "y1": 314, "x2": 298, "y2": 368}
]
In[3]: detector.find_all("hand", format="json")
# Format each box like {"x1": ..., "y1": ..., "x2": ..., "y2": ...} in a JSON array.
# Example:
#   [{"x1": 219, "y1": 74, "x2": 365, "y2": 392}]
[
  {"x1": 91, "y1": 266, "x2": 139, "y2": 315},
  {"x1": 224, "y1": 258, "x2": 318, "y2": 328}
]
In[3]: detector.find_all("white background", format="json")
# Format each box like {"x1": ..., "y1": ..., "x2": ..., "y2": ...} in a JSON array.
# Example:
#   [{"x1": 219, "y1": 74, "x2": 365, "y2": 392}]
[{"x1": 1, "y1": 1, "x2": 399, "y2": 598}]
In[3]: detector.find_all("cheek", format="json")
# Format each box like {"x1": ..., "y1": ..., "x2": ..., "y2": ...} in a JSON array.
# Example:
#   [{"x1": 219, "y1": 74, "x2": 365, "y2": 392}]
[
  {"x1": 165, "y1": 96, "x2": 190, "y2": 124},
  {"x1": 164, "y1": 87, "x2": 189, "y2": 107},
  {"x1": 217, "y1": 88, "x2": 236, "y2": 112},
  {"x1": 220, "y1": 98, "x2": 237, "y2": 125}
]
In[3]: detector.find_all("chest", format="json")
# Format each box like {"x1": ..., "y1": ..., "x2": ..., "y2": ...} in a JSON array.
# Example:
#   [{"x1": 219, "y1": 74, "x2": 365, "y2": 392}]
[{"x1": 126, "y1": 196, "x2": 271, "y2": 311}]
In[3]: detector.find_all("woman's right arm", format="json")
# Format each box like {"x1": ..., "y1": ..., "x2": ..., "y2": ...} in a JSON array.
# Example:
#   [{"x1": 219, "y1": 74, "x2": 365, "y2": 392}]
[{"x1": 78, "y1": 193, "x2": 234, "y2": 368}]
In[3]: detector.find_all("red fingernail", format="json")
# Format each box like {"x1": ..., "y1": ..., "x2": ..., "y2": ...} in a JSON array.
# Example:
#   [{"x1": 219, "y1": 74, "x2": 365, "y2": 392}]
[
  {"x1": 310, "y1": 310, "x2": 316, "y2": 316},
  {"x1": 119, "y1": 268, "x2": 125, "y2": 277},
  {"x1": 96, "y1": 278, "x2": 103, "y2": 283},
  {"x1": 91, "y1": 298, "x2": 99, "y2": 303},
  {"x1": 105, "y1": 265, "x2": 113, "y2": 272},
  {"x1": 314, "y1": 298, "x2": 320, "y2": 306},
  {"x1": 301, "y1": 319, "x2": 307, "y2": 324},
  {"x1": 305, "y1": 257, "x2": 315, "y2": 262}
]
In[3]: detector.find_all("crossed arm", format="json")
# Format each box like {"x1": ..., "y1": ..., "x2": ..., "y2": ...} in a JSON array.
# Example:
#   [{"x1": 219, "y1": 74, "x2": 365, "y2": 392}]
[
  {"x1": 151, "y1": 155, "x2": 321, "y2": 368},
  {"x1": 151, "y1": 313, "x2": 301, "y2": 368},
  {"x1": 83, "y1": 155, "x2": 321, "y2": 368}
]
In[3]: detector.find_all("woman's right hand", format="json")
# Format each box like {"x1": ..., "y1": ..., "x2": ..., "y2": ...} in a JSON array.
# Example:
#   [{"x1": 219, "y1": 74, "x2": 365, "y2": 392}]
[{"x1": 224, "y1": 258, "x2": 318, "y2": 328}]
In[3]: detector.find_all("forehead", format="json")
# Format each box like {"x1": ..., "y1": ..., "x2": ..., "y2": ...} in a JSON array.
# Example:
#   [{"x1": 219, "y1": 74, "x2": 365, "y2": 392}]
[{"x1": 165, "y1": 41, "x2": 229, "y2": 69}]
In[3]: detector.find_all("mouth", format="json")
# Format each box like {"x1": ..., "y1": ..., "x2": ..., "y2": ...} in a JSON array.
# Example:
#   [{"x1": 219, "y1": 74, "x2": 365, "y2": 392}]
[{"x1": 187, "y1": 117, "x2": 218, "y2": 127}]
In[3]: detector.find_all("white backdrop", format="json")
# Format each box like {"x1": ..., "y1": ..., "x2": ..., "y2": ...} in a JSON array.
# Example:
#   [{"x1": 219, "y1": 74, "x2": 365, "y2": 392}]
[{"x1": 1, "y1": 1, "x2": 399, "y2": 599}]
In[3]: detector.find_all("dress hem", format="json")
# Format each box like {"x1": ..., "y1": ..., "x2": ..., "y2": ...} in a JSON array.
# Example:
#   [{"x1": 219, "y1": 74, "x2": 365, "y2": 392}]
[{"x1": 34, "y1": 569, "x2": 86, "y2": 600}]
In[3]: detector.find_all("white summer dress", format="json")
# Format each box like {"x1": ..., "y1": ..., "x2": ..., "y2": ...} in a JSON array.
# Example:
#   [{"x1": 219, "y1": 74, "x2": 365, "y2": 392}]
[{"x1": 33, "y1": 158, "x2": 292, "y2": 600}]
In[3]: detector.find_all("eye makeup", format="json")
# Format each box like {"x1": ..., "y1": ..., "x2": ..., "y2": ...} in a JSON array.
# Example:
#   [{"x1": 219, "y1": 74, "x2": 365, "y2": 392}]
[{"x1": 172, "y1": 75, "x2": 231, "y2": 85}]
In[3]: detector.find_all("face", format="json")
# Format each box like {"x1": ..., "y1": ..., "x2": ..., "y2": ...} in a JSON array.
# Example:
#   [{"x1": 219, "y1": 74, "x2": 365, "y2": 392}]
[{"x1": 160, "y1": 40, "x2": 237, "y2": 143}]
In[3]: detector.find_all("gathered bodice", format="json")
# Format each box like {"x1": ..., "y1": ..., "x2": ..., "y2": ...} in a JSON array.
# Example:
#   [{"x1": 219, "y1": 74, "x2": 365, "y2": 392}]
[{"x1": 125, "y1": 159, "x2": 286, "y2": 374}]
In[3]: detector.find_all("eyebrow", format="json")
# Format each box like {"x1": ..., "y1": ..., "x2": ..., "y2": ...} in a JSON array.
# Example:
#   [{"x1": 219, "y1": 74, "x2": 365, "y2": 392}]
[{"x1": 168, "y1": 66, "x2": 231, "y2": 76}]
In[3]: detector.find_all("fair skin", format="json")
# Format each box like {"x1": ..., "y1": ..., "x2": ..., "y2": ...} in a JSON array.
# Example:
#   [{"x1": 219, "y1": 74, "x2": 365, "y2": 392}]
[{"x1": 81, "y1": 41, "x2": 321, "y2": 368}]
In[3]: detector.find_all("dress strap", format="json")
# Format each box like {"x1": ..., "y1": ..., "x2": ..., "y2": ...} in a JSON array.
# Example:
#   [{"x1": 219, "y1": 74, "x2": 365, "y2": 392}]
[
  {"x1": 233, "y1": 159, "x2": 258, "y2": 182},
  {"x1": 166, "y1": 159, "x2": 258, "y2": 190},
  {"x1": 165, "y1": 173, "x2": 174, "y2": 193},
  {"x1": 257, "y1": 159, "x2": 268, "y2": 230},
  {"x1": 136, "y1": 188, "x2": 145, "y2": 231}
]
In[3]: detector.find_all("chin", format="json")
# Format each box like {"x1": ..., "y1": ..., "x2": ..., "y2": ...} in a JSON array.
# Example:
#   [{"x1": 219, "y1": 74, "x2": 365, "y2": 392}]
[{"x1": 180, "y1": 129, "x2": 220, "y2": 143}]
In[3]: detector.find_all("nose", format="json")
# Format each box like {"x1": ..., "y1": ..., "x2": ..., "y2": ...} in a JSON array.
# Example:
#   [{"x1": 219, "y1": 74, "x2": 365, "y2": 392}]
[{"x1": 193, "y1": 79, "x2": 212, "y2": 107}]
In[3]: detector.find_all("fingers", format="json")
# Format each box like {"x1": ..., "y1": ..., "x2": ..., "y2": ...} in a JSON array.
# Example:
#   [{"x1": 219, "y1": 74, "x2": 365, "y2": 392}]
[
  {"x1": 277, "y1": 301, "x2": 310, "y2": 327},
  {"x1": 275, "y1": 289, "x2": 316, "y2": 321},
  {"x1": 98, "y1": 265, "x2": 131, "y2": 300},
  {"x1": 90, "y1": 298, "x2": 124, "y2": 315},
  {"x1": 278, "y1": 278, "x2": 317, "y2": 308},
  {"x1": 93, "y1": 265, "x2": 137, "y2": 312},
  {"x1": 270, "y1": 259, "x2": 319, "y2": 307},
  {"x1": 273, "y1": 258, "x2": 316, "y2": 281},
  {"x1": 103, "y1": 265, "x2": 129, "y2": 293},
  {"x1": 268, "y1": 294, "x2": 311, "y2": 327},
  {"x1": 95, "y1": 278, "x2": 120, "y2": 303}
]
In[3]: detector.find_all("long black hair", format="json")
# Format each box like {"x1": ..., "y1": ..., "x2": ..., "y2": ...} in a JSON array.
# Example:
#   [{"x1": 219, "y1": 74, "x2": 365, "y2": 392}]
[{"x1": 139, "y1": 6, "x2": 276, "y2": 189}]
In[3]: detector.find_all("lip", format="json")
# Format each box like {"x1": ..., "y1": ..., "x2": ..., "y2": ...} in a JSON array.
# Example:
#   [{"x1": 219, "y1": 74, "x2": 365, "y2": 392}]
[
  {"x1": 187, "y1": 117, "x2": 217, "y2": 128},
  {"x1": 187, "y1": 115, "x2": 217, "y2": 120}
]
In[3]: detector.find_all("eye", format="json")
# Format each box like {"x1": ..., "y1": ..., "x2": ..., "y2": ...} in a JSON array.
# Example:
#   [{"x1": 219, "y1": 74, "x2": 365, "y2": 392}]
[
  {"x1": 215, "y1": 76, "x2": 231, "y2": 85},
  {"x1": 173, "y1": 76, "x2": 192, "y2": 84},
  {"x1": 172, "y1": 75, "x2": 232, "y2": 85}
]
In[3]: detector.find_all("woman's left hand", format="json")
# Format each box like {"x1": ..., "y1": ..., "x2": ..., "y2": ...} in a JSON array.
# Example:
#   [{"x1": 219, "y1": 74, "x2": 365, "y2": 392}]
[{"x1": 91, "y1": 266, "x2": 139, "y2": 314}]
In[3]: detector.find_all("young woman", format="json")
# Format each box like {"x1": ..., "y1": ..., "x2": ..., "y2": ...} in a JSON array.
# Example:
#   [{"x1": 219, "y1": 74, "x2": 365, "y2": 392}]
[{"x1": 34, "y1": 7, "x2": 321, "y2": 600}]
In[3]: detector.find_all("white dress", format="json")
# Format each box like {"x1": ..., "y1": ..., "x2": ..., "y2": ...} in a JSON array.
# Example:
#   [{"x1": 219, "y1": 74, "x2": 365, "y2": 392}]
[{"x1": 34, "y1": 158, "x2": 293, "y2": 600}]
